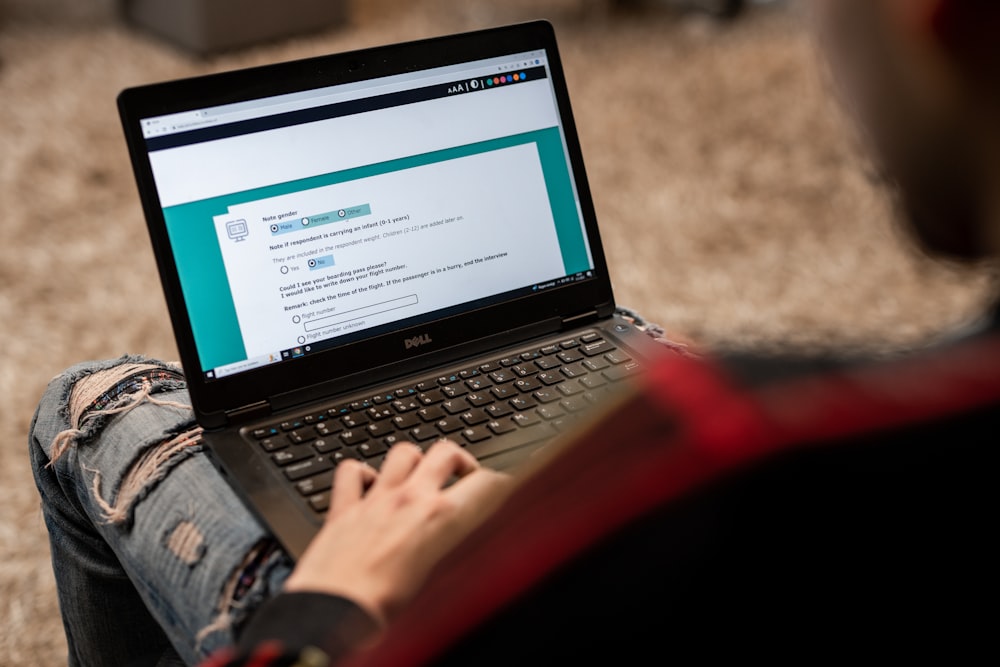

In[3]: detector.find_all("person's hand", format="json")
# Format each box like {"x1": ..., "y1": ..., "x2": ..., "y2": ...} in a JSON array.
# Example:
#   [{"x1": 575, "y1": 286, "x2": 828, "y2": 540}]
[{"x1": 282, "y1": 439, "x2": 513, "y2": 626}]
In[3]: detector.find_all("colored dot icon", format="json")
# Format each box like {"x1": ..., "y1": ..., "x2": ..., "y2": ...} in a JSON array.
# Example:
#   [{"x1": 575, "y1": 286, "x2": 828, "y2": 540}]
[{"x1": 486, "y1": 71, "x2": 528, "y2": 87}]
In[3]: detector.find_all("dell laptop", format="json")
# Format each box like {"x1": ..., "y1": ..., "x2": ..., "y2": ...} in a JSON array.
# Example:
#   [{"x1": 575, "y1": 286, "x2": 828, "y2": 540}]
[{"x1": 117, "y1": 20, "x2": 667, "y2": 558}]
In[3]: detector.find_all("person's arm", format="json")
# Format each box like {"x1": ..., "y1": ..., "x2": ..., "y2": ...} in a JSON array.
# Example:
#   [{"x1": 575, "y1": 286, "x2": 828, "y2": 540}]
[{"x1": 198, "y1": 439, "x2": 513, "y2": 667}]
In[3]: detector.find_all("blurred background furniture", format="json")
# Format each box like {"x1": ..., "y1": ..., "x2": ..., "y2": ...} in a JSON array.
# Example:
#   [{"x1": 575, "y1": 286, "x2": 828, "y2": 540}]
[{"x1": 119, "y1": 0, "x2": 348, "y2": 55}]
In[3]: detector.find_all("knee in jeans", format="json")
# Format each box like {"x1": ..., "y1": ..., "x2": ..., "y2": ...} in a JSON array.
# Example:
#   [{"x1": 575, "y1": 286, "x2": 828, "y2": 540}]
[
  {"x1": 48, "y1": 356, "x2": 189, "y2": 464},
  {"x1": 43, "y1": 357, "x2": 205, "y2": 526}
]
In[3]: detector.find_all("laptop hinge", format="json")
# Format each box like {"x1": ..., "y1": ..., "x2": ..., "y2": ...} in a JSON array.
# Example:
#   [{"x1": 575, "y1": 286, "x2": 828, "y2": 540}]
[
  {"x1": 225, "y1": 400, "x2": 271, "y2": 424},
  {"x1": 561, "y1": 309, "x2": 599, "y2": 327}
]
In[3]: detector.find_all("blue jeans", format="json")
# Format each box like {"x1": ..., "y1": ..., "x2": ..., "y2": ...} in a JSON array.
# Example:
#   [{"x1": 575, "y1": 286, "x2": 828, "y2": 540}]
[{"x1": 29, "y1": 356, "x2": 293, "y2": 666}]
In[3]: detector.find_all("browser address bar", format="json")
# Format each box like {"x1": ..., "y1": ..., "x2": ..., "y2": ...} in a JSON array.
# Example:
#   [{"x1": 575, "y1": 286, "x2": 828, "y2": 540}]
[{"x1": 198, "y1": 63, "x2": 513, "y2": 126}]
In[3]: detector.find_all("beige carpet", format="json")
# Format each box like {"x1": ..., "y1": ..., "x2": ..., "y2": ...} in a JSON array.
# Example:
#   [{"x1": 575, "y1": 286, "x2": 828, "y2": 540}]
[{"x1": 1, "y1": 0, "x2": 995, "y2": 663}]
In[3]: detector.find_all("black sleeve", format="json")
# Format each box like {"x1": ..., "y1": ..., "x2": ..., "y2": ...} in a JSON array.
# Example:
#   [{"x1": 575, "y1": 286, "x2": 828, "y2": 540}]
[{"x1": 200, "y1": 592, "x2": 380, "y2": 666}]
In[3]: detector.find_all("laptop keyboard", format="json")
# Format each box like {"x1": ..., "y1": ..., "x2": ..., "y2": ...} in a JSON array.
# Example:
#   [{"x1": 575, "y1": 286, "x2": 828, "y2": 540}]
[{"x1": 246, "y1": 331, "x2": 643, "y2": 515}]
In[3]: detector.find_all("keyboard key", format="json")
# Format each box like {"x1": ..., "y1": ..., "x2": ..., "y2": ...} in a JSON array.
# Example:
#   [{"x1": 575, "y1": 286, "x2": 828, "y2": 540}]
[
  {"x1": 313, "y1": 438, "x2": 341, "y2": 454},
  {"x1": 366, "y1": 421, "x2": 395, "y2": 438},
  {"x1": 485, "y1": 402, "x2": 514, "y2": 418},
  {"x1": 580, "y1": 339, "x2": 614, "y2": 356},
  {"x1": 605, "y1": 350, "x2": 632, "y2": 365},
  {"x1": 510, "y1": 395, "x2": 537, "y2": 411},
  {"x1": 489, "y1": 369, "x2": 516, "y2": 384},
  {"x1": 408, "y1": 425, "x2": 440, "y2": 442},
  {"x1": 537, "y1": 404, "x2": 565, "y2": 420},
  {"x1": 535, "y1": 356, "x2": 561, "y2": 370},
  {"x1": 272, "y1": 448, "x2": 314, "y2": 466},
  {"x1": 331, "y1": 448, "x2": 363, "y2": 464},
  {"x1": 512, "y1": 412, "x2": 542, "y2": 427},
  {"x1": 441, "y1": 383, "x2": 468, "y2": 399},
  {"x1": 435, "y1": 416, "x2": 465, "y2": 433},
  {"x1": 560, "y1": 362, "x2": 588, "y2": 378},
  {"x1": 357, "y1": 440, "x2": 388, "y2": 458},
  {"x1": 490, "y1": 384, "x2": 517, "y2": 399},
  {"x1": 461, "y1": 408, "x2": 489, "y2": 425},
  {"x1": 537, "y1": 372, "x2": 563, "y2": 385},
  {"x1": 557, "y1": 380, "x2": 586, "y2": 396},
  {"x1": 465, "y1": 376, "x2": 492, "y2": 391},
  {"x1": 461, "y1": 426, "x2": 492, "y2": 443},
  {"x1": 583, "y1": 357, "x2": 610, "y2": 372},
  {"x1": 533, "y1": 387, "x2": 561, "y2": 403},
  {"x1": 381, "y1": 434, "x2": 404, "y2": 448},
  {"x1": 391, "y1": 413, "x2": 421, "y2": 429},
  {"x1": 512, "y1": 364, "x2": 537, "y2": 377},
  {"x1": 328, "y1": 404, "x2": 352, "y2": 418},
  {"x1": 560, "y1": 396, "x2": 590, "y2": 412},
  {"x1": 284, "y1": 456, "x2": 334, "y2": 481},
  {"x1": 315, "y1": 421, "x2": 342, "y2": 436},
  {"x1": 366, "y1": 406, "x2": 393, "y2": 421},
  {"x1": 418, "y1": 405, "x2": 445, "y2": 421},
  {"x1": 604, "y1": 360, "x2": 641, "y2": 382},
  {"x1": 466, "y1": 392, "x2": 494, "y2": 407},
  {"x1": 487, "y1": 419, "x2": 517, "y2": 435},
  {"x1": 392, "y1": 398, "x2": 420, "y2": 412},
  {"x1": 308, "y1": 491, "x2": 331, "y2": 513},
  {"x1": 295, "y1": 471, "x2": 333, "y2": 496},
  {"x1": 340, "y1": 430, "x2": 369, "y2": 446},
  {"x1": 287, "y1": 429, "x2": 316, "y2": 445},
  {"x1": 418, "y1": 389, "x2": 445, "y2": 405},
  {"x1": 441, "y1": 398, "x2": 469, "y2": 415},
  {"x1": 557, "y1": 350, "x2": 584, "y2": 364},
  {"x1": 258, "y1": 438, "x2": 286, "y2": 452},
  {"x1": 513, "y1": 377, "x2": 542, "y2": 392},
  {"x1": 341, "y1": 412, "x2": 370, "y2": 428}
]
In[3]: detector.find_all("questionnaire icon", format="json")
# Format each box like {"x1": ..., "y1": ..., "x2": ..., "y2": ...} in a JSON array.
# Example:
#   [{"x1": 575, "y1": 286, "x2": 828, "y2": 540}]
[{"x1": 226, "y1": 219, "x2": 249, "y2": 242}]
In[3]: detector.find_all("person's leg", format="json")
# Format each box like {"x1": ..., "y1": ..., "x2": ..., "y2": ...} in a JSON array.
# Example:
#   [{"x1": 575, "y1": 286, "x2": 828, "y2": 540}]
[{"x1": 29, "y1": 356, "x2": 293, "y2": 666}]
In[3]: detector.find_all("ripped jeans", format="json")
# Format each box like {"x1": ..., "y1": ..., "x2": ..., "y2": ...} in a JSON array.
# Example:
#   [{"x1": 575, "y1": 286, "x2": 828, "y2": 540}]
[{"x1": 28, "y1": 356, "x2": 293, "y2": 666}]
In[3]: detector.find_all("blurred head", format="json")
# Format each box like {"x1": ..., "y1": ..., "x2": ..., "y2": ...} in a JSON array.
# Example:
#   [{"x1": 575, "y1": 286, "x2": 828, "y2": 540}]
[{"x1": 809, "y1": 0, "x2": 1000, "y2": 261}]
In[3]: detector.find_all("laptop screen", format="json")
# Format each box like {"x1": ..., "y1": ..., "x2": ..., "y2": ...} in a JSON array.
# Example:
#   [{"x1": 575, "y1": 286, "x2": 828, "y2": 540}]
[{"x1": 138, "y1": 47, "x2": 597, "y2": 381}]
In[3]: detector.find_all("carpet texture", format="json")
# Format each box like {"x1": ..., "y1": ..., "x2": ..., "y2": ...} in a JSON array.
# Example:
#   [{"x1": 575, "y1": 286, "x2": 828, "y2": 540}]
[{"x1": 1, "y1": 0, "x2": 995, "y2": 663}]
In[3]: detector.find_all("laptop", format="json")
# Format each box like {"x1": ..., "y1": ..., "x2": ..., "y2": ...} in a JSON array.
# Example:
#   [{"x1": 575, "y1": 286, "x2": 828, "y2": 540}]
[{"x1": 117, "y1": 19, "x2": 668, "y2": 559}]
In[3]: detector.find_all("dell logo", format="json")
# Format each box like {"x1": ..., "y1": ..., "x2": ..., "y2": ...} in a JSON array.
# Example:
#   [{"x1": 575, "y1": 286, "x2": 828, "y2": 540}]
[{"x1": 404, "y1": 334, "x2": 433, "y2": 350}]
